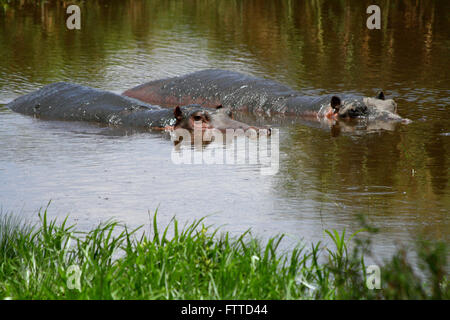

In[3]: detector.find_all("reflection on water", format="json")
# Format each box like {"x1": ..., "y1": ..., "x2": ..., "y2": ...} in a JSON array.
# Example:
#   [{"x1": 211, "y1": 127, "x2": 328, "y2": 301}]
[{"x1": 0, "y1": 1, "x2": 449, "y2": 258}]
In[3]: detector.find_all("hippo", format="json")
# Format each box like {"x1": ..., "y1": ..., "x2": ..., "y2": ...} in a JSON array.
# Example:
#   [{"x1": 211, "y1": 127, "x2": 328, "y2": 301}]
[
  {"x1": 123, "y1": 69, "x2": 409, "y2": 123},
  {"x1": 6, "y1": 82, "x2": 265, "y2": 135}
]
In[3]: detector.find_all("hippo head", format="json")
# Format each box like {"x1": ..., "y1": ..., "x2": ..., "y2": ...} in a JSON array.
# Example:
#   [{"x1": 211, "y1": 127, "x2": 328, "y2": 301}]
[
  {"x1": 327, "y1": 91, "x2": 402, "y2": 121},
  {"x1": 362, "y1": 91, "x2": 397, "y2": 114},
  {"x1": 171, "y1": 105, "x2": 271, "y2": 146},
  {"x1": 174, "y1": 104, "x2": 270, "y2": 134},
  {"x1": 173, "y1": 106, "x2": 212, "y2": 131}
]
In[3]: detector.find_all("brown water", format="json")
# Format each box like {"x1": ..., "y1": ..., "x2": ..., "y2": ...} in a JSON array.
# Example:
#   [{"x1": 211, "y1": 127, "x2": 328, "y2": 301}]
[{"x1": 0, "y1": 0, "x2": 449, "y2": 259}]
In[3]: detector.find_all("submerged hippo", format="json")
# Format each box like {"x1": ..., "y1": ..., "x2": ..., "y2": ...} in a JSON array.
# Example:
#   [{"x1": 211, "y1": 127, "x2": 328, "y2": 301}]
[
  {"x1": 123, "y1": 69, "x2": 409, "y2": 123},
  {"x1": 6, "y1": 82, "x2": 264, "y2": 134}
]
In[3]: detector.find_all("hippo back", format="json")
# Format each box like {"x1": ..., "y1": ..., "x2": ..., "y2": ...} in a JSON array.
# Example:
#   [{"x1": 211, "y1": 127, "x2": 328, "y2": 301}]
[{"x1": 7, "y1": 82, "x2": 181, "y2": 128}]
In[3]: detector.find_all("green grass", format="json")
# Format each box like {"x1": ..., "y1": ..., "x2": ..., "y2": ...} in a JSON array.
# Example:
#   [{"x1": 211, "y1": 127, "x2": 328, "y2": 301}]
[{"x1": 0, "y1": 210, "x2": 448, "y2": 299}]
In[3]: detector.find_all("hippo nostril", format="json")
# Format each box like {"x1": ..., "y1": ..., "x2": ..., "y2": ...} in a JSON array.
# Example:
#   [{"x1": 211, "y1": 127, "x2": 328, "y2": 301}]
[{"x1": 33, "y1": 103, "x2": 41, "y2": 114}]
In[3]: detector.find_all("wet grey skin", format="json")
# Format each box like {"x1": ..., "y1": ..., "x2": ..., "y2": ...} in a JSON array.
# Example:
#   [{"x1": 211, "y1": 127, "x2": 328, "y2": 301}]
[
  {"x1": 123, "y1": 69, "x2": 405, "y2": 121},
  {"x1": 6, "y1": 82, "x2": 260, "y2": 131},
  {"x1": 7, "y1": 82, "x2": 186, "y2": 129}
]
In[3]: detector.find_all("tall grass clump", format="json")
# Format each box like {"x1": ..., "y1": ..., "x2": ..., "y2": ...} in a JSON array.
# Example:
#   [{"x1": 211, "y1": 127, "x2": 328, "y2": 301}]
[{"x1": 0, "y1": 210, "x2": 448, "y2": 299}]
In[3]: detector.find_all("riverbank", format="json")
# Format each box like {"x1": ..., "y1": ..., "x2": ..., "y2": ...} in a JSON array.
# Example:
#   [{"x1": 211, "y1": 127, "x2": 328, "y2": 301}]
[{"x1": 0, "y1": 210, "x2": 447, "y2": 300}]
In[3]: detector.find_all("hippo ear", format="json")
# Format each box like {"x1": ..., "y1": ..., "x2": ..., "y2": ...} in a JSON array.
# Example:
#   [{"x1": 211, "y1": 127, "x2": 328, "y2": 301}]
[
  {"x1": 330, "y1": 96, "x2": 341, "y2": 109},
  {"x1": 174, "y1": 106, "x2": 183, "y2": 120},
  {"x1": 376, "y1": 91, "x2": 385, "y2": 100},
  {"x1": 215, "y1": 105, "x2": 223, "y2": 110}
]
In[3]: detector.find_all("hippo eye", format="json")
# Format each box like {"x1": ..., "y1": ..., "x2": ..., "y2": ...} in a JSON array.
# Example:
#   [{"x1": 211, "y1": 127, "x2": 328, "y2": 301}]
[{"x1": 193, "y1": 115, "x2": 202, "y2": 121}]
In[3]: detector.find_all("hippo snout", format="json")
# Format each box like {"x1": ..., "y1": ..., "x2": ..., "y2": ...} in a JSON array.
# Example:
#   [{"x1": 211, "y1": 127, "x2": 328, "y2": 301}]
[{"x1": 209, "y1": 105, "x2": 271, "y2": 135}]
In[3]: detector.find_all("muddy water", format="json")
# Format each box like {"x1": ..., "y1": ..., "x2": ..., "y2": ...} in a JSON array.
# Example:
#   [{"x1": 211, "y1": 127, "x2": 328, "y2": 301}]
[{"x1": 0, "y1": 1, "x2": 448, "y2": 258}]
